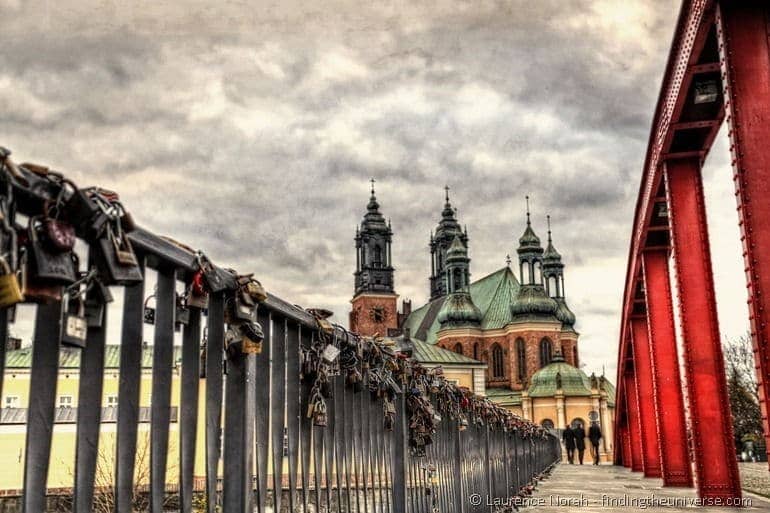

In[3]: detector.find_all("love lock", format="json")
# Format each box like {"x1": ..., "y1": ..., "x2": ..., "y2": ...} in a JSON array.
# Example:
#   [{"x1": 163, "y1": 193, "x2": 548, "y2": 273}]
[{"x1": 62, "y1": 294, "x2": 87, "y2": 348}]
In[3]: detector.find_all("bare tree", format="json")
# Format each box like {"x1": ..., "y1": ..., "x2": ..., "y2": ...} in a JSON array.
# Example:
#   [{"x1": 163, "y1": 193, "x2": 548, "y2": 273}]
[{"x1": 723, "y1": 332, "x2": 759, "y2": 401}]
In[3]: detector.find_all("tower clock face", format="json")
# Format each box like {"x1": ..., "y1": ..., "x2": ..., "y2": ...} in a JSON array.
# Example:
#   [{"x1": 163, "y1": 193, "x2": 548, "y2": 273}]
[{"x1": 370, "y1": 305, "x2": 388, "y2": 323}]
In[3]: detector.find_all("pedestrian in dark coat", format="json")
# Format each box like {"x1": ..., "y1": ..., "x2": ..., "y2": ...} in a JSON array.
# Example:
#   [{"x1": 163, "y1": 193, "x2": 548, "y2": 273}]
[
  {"x1": 589, "y1": 421, "x2": 602, "y2": 465},
  {"x1": 573, "y1": 423, "x2": 586, "y2": 465},
  {"x1": 562, "y1": 426, "x2": 576, "y2": 464}
]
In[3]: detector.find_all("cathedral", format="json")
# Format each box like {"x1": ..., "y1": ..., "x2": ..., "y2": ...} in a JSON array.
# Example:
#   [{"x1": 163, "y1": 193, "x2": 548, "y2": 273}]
[{"x1": 348, "y1": 184, "x2": 615, "y2": 460}]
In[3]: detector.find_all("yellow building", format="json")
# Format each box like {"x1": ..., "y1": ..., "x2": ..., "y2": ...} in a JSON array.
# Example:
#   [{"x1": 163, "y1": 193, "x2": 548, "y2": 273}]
[{"x1": 0, "y1": 344, "x2": 207, "y2": 492}]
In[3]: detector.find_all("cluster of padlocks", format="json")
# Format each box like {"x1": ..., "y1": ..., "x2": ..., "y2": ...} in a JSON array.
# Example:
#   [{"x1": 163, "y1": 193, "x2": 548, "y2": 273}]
[
  {"x1": 301, "y1": 311, "x2": 551, "y2": 456},
  {"x1": 0, "y1": 147, "x2": 268, "y2": 353}
]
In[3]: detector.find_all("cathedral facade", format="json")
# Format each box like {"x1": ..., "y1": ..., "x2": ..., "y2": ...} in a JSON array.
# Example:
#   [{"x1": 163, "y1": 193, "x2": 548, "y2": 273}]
[{"x1": 348, "y1": 185, "x2": 615, "y2": 460}]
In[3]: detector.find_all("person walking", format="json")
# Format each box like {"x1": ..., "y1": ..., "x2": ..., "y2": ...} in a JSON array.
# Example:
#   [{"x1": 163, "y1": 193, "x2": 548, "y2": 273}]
[
  {"x1": 562, "y1": 426, "x2": 576, "y2": 464},
  {"x1": 574, "y1": 422, "x2": 586, "y2": 465},
  {"x1": 589, "y1": 421, "x2": 602, "y2": 465}
]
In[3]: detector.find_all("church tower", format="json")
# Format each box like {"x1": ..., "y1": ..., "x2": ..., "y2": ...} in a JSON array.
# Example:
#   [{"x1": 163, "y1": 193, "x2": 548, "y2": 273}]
[
  {"x1": 543, "y1": 215, "x2": 579, "y2": 365},
  {"x1": 429, "y1": 187, "x2": 468, "y2": 300},
  {"x1": 350, "y1": 180, "x2": 398, "y2": 336}
]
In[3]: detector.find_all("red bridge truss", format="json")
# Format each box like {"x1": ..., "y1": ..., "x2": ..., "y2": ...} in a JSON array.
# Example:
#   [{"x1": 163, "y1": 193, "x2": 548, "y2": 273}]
[{"x1": 614, "y1": 0, "x2": 770, "y2": 501}]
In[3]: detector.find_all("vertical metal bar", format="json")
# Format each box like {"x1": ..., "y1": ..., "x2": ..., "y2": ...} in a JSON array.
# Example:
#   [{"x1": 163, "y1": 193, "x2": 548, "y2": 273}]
[
  {"x1": 373, "y1": 399, "x2": 384, "y2": 513},
  {"x1": 0, "y1": 308, "x2": 7, "y2": 415},
  {"x1": 255, "y1": 308, "x2": 272, "y2": 512},
  {"x1": 271, "y1": 317, "x2": 287, "y2": 513},
  {"x1": 286, "y1": 322, "x2": 301, "y2": 513},
  {"x1": 383, "y1": 423, "x2": 392, "y2": 513},
  {"x1": 391, "y1": 393, "x2": 407, "y2": 513},
  {"x1": 341, "y1": 379, "x2": 353, "y2": 513},
  {"x1": 73, "y1": 282, "x2": 107, "y2": 513},
  {"x1": 333, "y1": 363, "x2": 346, "y2": 513},
  {"x1": 205, "y1": 291, "x2": 225, "y2": 513},
  {"x1": 323, "y1": 366, "x2": 336, "y2": 510},
  {"x1": 298, "y1": 327, "x2": 312, "y2": 512},
  {"x1": 22, "y1": 300, "x2": 62, "y2": 513},
  {"x1": 312, "y1": 422, "x2": 324, "y2": 512},
  {"x1": 484, "y1": 427, "x2": 492, "y2": 512},
  {"x1": 149, "y1": 267, "x2": 176, "y2": 513},
  {"x1": 223, "y1": 343, "x2": 255, "y2": 512},
  {"x1": 179, "y1": 307, "x2": 201, "y2": 513},
  {"x1": 115, "y1": 266, "x2": 145, "y2": 513},
  {"x1": 355, "y1": 386, "x2": 367, "y2": 512}
]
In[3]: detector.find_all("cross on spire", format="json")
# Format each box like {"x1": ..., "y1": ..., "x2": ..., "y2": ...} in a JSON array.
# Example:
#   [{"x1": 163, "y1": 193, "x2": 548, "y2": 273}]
[
  {"x1": 505, "y1": 254, "x2": 512, "y2": 267},
  {"x1": 370, "y1": 178, "x2": 376, "y2": 196},
  {"x1": 547, "y1": 214, "x2": 552, "y2": 243},
  {"x1": 445, "y1": 185, "x2": 450, "y2": 202}
]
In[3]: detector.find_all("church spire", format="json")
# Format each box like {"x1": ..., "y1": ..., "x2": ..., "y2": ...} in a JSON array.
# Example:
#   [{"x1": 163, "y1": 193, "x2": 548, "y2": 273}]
[
  {"x1": 430, "y1": 185, "x2": 467, "y2": 300},
  {"x1": 354, "y1": 180, "x2": 394, "y2": 296}
]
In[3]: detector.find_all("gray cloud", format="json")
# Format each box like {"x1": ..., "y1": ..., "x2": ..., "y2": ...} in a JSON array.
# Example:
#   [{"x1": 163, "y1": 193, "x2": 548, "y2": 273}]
[{"x1": 2, "y1": 0, "x2": 750, "y2": 382}]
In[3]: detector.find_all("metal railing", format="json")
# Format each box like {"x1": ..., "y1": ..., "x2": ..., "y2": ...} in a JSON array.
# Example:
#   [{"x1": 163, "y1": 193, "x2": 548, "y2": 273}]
[{"x1": 0, "y1": 149, "x2": 560, "y2": 513}]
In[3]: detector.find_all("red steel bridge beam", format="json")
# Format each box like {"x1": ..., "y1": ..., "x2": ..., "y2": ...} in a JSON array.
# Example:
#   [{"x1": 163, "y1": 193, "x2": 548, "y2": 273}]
[
  {"x1": 666, "y1": 156, "x2": 741, "y2": 500},
  {"x1": 717, "y1": 0, "x2": 770, "y2": 466},
  {"x1": 623, "y1": 367, "x2": 644, "y2": 473},
  {"x1": 630, "y1": 316, "x2": 662, "y2": 478},
  {"x1": 643, "y1": 250, "x2": 693, "y2": 487}
]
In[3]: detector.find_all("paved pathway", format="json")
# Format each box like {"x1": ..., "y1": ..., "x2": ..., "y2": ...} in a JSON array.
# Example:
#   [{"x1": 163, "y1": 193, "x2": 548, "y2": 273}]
[{"x1": 524, "y1": 463, "x2": 770, "y2": 512}]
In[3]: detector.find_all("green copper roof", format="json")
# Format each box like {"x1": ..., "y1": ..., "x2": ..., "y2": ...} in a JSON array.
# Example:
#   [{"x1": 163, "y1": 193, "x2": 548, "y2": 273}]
[
  {"x1": 438, "y1": 291, "x2": 482, "y2": 327},
  {"x1": 528, "y1": 359, "x2": 593, "y2": 397},
  {"x1": 6, "y1": 345, "x2": 182, "y2": 369},
  {"x1": 410, "y1": 338, "x2": 483, "y2": 365},
  {"x1": 446, "y1": 235, "x2": 467, "y2": 260},
  {"x1": 601, "y1": 376, "x2": 616, "y2": 407},
  {"x1": 554, "y1": 297, "x2": 576, "y2": 327},
  {"x1": 402, "y1": 267, "x2": 521, "y2": 344},
  {"x1": 510, "y1": 284, "x2": 559, "y2": 320},
  {"x1": 485, "y1": 387, "x2": 523, "y2": 406}
]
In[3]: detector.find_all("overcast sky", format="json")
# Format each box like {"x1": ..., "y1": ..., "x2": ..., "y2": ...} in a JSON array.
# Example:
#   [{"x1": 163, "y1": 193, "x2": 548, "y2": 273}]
[{"x1": 0, "y1": 0, "x2": 749, "y2": 381}]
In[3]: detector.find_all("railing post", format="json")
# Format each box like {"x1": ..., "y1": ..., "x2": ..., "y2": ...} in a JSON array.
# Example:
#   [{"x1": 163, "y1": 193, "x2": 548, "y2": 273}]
[
  {"x1": 391, "y1": 392, "x2": 408, "y2": 513},
  {"x1": 22, "y1": 300, "x2": 63, "y2": 513},
  {"x1": 484, "y1": 426, "x2": 492, "y2": 511},
  {"x1": 205, "y1": 292, "x2": 226, "y2": 512},
  {"x1": 223, "y1": 345, "x2": 256, "y2": 513}
]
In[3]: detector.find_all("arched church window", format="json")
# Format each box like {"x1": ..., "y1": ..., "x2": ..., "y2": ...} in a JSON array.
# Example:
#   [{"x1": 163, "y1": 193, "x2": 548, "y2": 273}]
[
  {"x1": 570, "y1": 417, "x2": 586, "y2": 430},
  {"x1": 473, "y1": 343, "x2": 479, "y2": 361},
  {"x1": 533, "y1": 260, "x2": 542, "y2": 284},
  {"x1": 491, "y1": 343, "x2": 504, "y2": 379},
  {"x1": 453, "y1": 343, "x2": 463, "y2": 356},
  {"x1": 453, "y1": 268, "x2": 462, "y2": 290},
  {"x1": 548, "y1": 276, "x2": 558, "y2": 297},
  {"x1": 373, "y1": 245, "x2": 382, "y2": 267},
  {"x1": 516, "y1": 338, "x2": 526, "y2": 382},
  {"x1": 539, "y1": 338, "x2": 553, "y2": 367}
]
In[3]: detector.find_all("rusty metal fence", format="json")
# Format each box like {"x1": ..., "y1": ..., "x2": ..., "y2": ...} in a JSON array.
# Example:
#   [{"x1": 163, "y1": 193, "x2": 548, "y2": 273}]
[{"x1": 0, "y1": 149, "x2": 559, "y2": 513}]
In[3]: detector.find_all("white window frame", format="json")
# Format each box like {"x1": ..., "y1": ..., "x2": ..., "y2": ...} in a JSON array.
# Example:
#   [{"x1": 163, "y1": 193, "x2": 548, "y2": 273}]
[
  {"x1": 106, "y1": 395, "x2": 118, "y2": 407},
  {"x1": 58, "y1": 395, "x2": 74, "y2": 408},
  {"x1": 4, "y1": 395, "x2": 19, "y2": 408}
]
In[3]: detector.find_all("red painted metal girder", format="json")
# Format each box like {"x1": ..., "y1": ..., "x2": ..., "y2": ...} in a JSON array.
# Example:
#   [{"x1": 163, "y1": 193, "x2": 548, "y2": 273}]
[
  {"x1": 614, "y1": 0, "x2": 718, "y2": 452},
  {"x1": 620, "y1": 425, "x2": 632, "y2": 469},
  {"x1": 623, "y1": 370, "x2": 645, "y2": 472},
  {"x1": 642, "y1": 250, "x2": 693, "y2": 487},
  {"x1": 716, "y1": 0, "x2": 770, "y2": 470},
  {"x1": 666, "y1": 157, "x2": 741, "y2": 500},
  {"x1": 630, "y1": 317, "x2": 662, "y2": 478}
]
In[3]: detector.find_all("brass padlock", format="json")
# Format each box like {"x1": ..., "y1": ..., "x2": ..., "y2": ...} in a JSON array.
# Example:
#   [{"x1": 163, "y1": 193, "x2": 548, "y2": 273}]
[
  {"x1": 111, "y1": 227, "x2": 138, "y2": 266},
  {"x1": 0, "y1": 257, "x2": 23, "y2": 308},
  {"x1": 62, "y1": 296, "x2": 87, "y2": 348}
]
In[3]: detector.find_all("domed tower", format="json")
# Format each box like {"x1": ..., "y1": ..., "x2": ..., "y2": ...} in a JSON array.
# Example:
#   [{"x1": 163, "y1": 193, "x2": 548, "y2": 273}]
[
  {"x1": 429, "y1": 186, "x2": 468, "y2": 300},
  {"x1": 543, "y1": 215, "x2": 579, "y2": 366},
  {"x1": 437, "y1": 235, "x2": 482, "y2": 329},
  {"x1": 511, "y1": 198, "x2": 558, "y2": 321},
  {"x1": 350, "y1": 180, "x2": 398, "y2": 336}
]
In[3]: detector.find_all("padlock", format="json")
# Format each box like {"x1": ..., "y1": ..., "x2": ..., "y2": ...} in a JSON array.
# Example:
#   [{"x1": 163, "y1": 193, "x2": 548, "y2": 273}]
[
  {"x1": 27, "y1": 216, "x2": 77, "y2": 284},
  {"x1": 196, "y1": 252, "x2": 226, "y2": 293},
  {"x1": 187, "y1": 272, "x2": 208, "y2": 308},
  {"x1": 0, "y1": 257, "x2": 23, "y2": 308},
  {"x1": 112, "y1": 226, "x2": 137, "y2": 266},
  {"x1": 227, "y1": 291, "x2": 255, "y2": 323},
  {"x1": 176, "y1": 293, "x2": 190, "y2": 327},
  {"x1": 312, "y1": 399, "x2": 328, "y2": 427},
  {"x1": 84, "y1": 276, "x2": 112, "y2": 327},
  {"x1": 143, "y1": 294, "x2": 156, "y2": 325},
  {"x1": 62, "y1": 296, "x2": 88, "y2": 348},
  {"x1": 321, "y1": 344, "x2": 340, "y2": 364},
  {"x1": 239, "y1": 320, "x2": 264, "y2": 354},
  {"x1": 18, "y1": 248, "x2": 62, "y2": 303}
]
